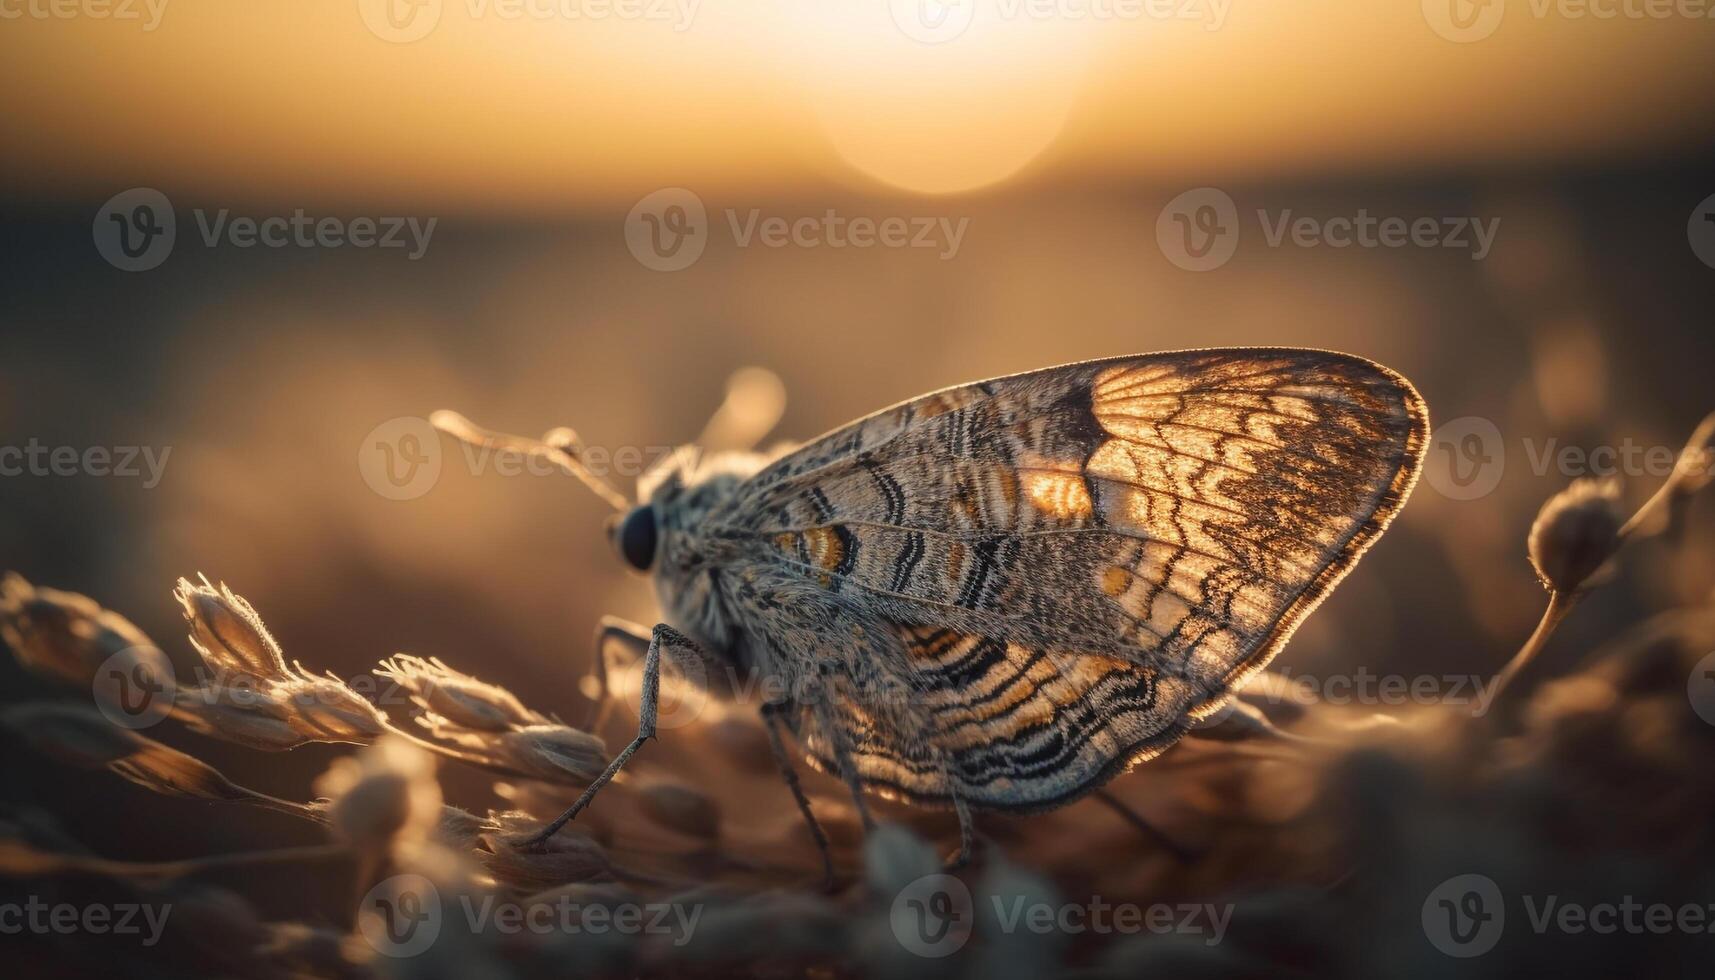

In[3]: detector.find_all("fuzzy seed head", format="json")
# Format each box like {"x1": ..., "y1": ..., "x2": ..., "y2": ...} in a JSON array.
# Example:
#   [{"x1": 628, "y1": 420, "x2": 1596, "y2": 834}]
[{"x1": 1528, "y1": 478, "x2": 1624, "y2": 594}]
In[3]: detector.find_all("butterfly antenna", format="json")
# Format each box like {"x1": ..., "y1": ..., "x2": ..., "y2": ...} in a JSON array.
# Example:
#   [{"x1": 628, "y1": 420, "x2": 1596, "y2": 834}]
[
  {"x1": 429, "y1": 409, "x2": 631, "y2": 512},
  {"x1": 696, "y1": 366, "x2": 786, "y2": 453}
]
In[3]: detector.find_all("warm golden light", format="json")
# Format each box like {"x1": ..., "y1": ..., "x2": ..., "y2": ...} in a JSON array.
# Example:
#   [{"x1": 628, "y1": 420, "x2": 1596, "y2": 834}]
[
  {"x1": 785, "y1": 3, "x2": 1090, "y2": 193},
  {"x1": 3, "y1": 1, "x2": 1708, "y2": 208}
]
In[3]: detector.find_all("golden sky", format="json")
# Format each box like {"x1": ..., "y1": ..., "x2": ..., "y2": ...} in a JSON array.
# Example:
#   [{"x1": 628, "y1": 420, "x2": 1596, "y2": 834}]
[{"x1": 3, "y1": 0, "x2": 1711, "y2": 208}]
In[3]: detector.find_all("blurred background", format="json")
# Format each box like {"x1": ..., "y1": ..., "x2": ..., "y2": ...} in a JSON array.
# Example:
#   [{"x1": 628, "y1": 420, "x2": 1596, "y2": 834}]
[{"x1": 2, "y1": 0, "x2": 1714, "y2": 970}]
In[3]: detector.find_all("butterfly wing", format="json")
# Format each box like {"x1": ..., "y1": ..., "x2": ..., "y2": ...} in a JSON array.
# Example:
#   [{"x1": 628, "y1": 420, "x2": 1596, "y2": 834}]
[{"x1": 731, "y1": 348, "x2": 1427, "y2": 809}]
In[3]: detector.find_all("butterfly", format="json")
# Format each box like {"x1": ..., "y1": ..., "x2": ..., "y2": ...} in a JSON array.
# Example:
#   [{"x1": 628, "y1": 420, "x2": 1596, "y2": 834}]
[{"x1": 434, "y1": 347, "x2": 1428, "y2": 879}]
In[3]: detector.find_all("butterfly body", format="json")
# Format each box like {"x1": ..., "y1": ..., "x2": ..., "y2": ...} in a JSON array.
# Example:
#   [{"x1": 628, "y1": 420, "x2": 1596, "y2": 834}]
[{"x1": 622, "y1": 348, "x2": 1428, "y2": 815}]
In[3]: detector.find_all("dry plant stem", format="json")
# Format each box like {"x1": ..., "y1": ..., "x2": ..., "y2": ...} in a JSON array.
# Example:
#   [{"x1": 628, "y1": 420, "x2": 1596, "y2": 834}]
[
  {"x1": 239, "y1": 789, "x2": 328, "y2": 824},
  {"x1": 350, "y1": 849, "x2": 383, "y2": 930},
  {"x1": 1490, "y1": 590, "x2": 1580, "y2": 711},
  {"x1": 1620, "y1": 410, "x2": 1715, "y2": 539},
  {"x1": 1490, "y1": 414, "x2": 1715, "y2": 715}
]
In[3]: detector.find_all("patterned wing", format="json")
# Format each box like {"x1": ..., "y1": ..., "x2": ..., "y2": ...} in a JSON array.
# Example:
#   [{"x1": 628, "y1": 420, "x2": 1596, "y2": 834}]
[{"x1": 734, "y1": 348, "x2": 1427, "y2": 809}]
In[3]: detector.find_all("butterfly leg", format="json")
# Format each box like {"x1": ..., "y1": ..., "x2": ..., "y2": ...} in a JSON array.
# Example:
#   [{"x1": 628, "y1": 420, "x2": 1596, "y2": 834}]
[
  {"x1": 813, "y1": 697, "x2": 875, "y2": 831},
  {"x1": 1091, "y1": 788, "x2": 1197, "y2": 862},
  {"x1": 760, "y1": 702, "x2": 837, "y2": 890},
  {"x1": 521, "y1": 623, "x2": 697, "y2": 849},
  {"x1": 581, "y1": 616, "x2": 651, "y2": 731},
  {"x1": 944, "y1": 791, "x2": 977, "y2": 870}
]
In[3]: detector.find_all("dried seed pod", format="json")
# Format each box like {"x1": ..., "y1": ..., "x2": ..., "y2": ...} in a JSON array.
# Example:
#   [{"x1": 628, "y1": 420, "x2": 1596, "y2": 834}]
[
  {"x1": 481, "y1": 824, "x2": 613, "y2": 891},
  {"x1": 313, "y1": 735, "x2": 441, "y2": 854},
  {"x1": 498, "y1": 725, "x2": 608, "y2": 784},
  {"x1": 1527, "y1": 478, "x2": 1624, "y2": 594},
  {"x1": 168, "y1": 578, "x2": 388, "y2": 750},
  {"x1": 0, "y1": 573, "x2": 160, "y2": 687},
  {"x1": 1, "y1": 702, "x2": 258, "y2": 805},
  {"x1": 378, "y1": 654, "x2": 549, "y2": 732},
  {"x1": 174, "y1": 575, "x2": 287, "y2": 679}
]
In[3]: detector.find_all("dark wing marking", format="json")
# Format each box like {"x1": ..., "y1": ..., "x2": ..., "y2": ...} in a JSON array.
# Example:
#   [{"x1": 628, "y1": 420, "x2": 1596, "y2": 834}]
[{"x1": 795, "y1": 626, "x2": 1203, "y2": 810}]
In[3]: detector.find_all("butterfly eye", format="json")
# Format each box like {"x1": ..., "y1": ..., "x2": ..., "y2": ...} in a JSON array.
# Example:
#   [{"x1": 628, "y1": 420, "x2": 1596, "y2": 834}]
[{"x1": 613, "y1": 505, "x2": 658, "y2": 572}]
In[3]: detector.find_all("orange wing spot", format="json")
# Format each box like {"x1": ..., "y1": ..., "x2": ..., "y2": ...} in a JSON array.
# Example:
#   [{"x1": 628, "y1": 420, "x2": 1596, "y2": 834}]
[
  {"x1": 1100, "y1": 565, "x2": 1132, "y2": 597},
  {"x1": 802, "y1": 526, "x2": 845, "y2": 572},
  {"x1": 946, "y1": 542, "x2": 967, "y2": 582},
  {"x1": 1024, "y1": 469, "x2": 1094, "y2": 520},
  {"x1": 952, "y1": 479, "x2": 980, "y2": 521},
  {"x1": 775, "y1": 532, "x2": 797, "y2": 551}
]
